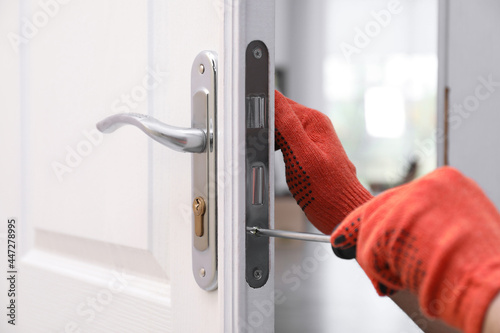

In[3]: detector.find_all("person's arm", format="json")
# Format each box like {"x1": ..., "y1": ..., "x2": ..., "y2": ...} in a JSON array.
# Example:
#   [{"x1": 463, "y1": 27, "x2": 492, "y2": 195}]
[
  {"x1": 482, "y1": 292, "x2": 500, "y2": 333},
  {"x1": 391, "y1": 290, "x2": 460, "y2": 333},
  {"x1": 274, "y1": 90, "x2": 464, "y2": 332},
  {"x1": 331, "y1": 167, "x2": 500, "y2": 333},
  {"x1": 392, "y1": 291, "x2": 500, "y2": 333},
  {"x1": 275, "y1": 91, "x2": 500, "y2": 333}
]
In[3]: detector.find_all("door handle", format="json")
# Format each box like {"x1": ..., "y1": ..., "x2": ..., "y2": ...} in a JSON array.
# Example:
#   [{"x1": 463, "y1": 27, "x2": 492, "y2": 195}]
[
  {"x1": 96, "y1": 113, "x2": 206, "y2": 153},
  {"x1": 96, "y1": 51, "x2": 218, "y2": 292}
]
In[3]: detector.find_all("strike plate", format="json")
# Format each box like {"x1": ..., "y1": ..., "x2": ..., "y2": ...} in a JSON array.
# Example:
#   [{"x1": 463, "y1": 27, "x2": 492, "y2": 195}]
[{"x1": 192, "y1": 51, "x2": 218, "y2": 291}]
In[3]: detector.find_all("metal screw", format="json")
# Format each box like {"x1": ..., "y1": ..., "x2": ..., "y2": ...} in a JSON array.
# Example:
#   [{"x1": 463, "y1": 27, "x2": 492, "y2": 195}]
[
  {"x1": 253, "y1": 268, "x2": 263, "y2": 280},
  {"x1": 199, "y1": 64, "x2": 205, "y2": 74},
  {"x1": 252, "y1": 47, "x2": 263, "y2": 59},
  {"x1": 200, "y1": 268, "x2": 206, "y2": 277}
]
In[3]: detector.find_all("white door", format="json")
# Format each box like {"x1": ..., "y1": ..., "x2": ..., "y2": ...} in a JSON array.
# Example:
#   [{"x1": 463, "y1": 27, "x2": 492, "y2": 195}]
[
  {"x1": 0, "y1": 1, "x2": 275, "y2": 332},
  {"x1": 438, "y1": 0, "x2": 500, "y2": 208}
]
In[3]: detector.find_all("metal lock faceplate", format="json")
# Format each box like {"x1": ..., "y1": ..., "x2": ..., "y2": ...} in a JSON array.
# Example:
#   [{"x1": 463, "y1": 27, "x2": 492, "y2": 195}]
[
  {"x1": 192, "y1": 51, "x2": 218, "y2": 291},
  {"x1": 245, "y1": 41, "x2": 270, "y2": 288}
]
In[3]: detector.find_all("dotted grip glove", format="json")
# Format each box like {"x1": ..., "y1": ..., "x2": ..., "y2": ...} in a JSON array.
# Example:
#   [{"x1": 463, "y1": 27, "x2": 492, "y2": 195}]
[
  {"x1": 275, "y1": 90, "x2": 373, "y2": 234},
  {"x1": 331, "y1": 167, "x2": 500, "y2": 333}
]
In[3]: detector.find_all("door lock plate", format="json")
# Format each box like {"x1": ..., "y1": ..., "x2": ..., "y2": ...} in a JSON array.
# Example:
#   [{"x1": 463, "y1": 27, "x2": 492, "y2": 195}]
[
  {"x1": 192, "y1": 51, "x2": 218, "y2": 291},
  {"x1": 245, "y1": 41, "x2": 270, "y2": 288}
]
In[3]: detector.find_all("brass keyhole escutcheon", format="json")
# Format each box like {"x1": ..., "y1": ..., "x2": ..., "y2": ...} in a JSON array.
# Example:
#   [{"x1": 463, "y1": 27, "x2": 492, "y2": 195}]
[{"x1": 193, "y1": 197, "x2": 206, "y2": 237}]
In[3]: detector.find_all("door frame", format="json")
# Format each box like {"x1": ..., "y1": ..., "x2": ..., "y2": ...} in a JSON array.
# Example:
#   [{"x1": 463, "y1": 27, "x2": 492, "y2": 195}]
[{"x1": 222, "y1": 1, "x2": 276, "y2": 331}]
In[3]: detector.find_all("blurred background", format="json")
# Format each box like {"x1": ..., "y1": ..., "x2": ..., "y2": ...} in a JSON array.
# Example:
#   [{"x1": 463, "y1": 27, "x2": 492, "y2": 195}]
[{"x1": 274, "y1": 0, "x2": 438, "y2": 332}]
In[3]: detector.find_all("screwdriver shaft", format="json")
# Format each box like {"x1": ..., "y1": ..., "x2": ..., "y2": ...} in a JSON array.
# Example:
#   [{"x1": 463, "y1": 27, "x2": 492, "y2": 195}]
[{"x1": 247, "y1": 226, "x2": 331, "y2": 243}]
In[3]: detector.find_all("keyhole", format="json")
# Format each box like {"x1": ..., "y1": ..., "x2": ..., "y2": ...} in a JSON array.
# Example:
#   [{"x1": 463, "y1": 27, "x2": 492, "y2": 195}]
[
  {"x1": 193, "y1": 197, "x2": 206, "y2": 237},
  {"x1": 195, "y1": 198, "x2": 202, "y2": 212}
]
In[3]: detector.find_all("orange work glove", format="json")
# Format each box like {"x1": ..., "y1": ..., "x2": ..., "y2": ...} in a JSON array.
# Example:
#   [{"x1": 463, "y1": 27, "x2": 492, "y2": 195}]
[
  {"x1": 331, "y1": 167, "x2": 500, "y2": 333},
  {"x1": 274, "y1": 90, "x2": 372, "y2": 234}
]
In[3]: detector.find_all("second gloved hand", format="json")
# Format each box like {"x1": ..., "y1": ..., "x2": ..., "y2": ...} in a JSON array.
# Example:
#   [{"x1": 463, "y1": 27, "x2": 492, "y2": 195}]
[
  {"x1": 331, "y1": 167, "x2": 500, "y2": 333},
  {"x1": 275, "y1": 90, "x2": 372, "y2": 234}
]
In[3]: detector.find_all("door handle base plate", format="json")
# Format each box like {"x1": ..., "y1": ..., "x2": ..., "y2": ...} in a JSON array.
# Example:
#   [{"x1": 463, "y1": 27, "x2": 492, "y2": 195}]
[{"x1": 191, "y1": 51, "x2": 218, "y2": 291}]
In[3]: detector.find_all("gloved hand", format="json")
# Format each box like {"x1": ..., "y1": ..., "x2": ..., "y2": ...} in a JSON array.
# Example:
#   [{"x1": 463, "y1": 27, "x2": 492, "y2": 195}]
[
  {"x1": 275, "y1": 90, "x2": 372, "y2": 234},
  {"x1": 331, "y1": 167, "x2": 500, "y2": 333}
]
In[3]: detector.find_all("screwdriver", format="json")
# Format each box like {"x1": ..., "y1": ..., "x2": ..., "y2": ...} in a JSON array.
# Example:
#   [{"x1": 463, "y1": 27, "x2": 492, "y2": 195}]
[
  {"x1": 247, "y1": 226, "x2": 357, "y2": 259},
  {"x1": 247, "y1": 226, "x2": 331, "y2": 243}
]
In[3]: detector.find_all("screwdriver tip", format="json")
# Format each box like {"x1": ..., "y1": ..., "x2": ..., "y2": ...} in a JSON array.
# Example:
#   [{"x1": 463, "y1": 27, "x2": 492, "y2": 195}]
[{"x1": 246, "y1": 226, "x2": 260, "y2": 236}]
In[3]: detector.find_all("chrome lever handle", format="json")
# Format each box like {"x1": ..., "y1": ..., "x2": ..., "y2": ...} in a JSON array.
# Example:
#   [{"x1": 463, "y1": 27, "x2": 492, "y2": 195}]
[
  {"x1": 96, "y1": 51, "x2": 218, "y2": 291},
  {"x1": 96, "y1": 113, "x2": 206, "y2": 153}
]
